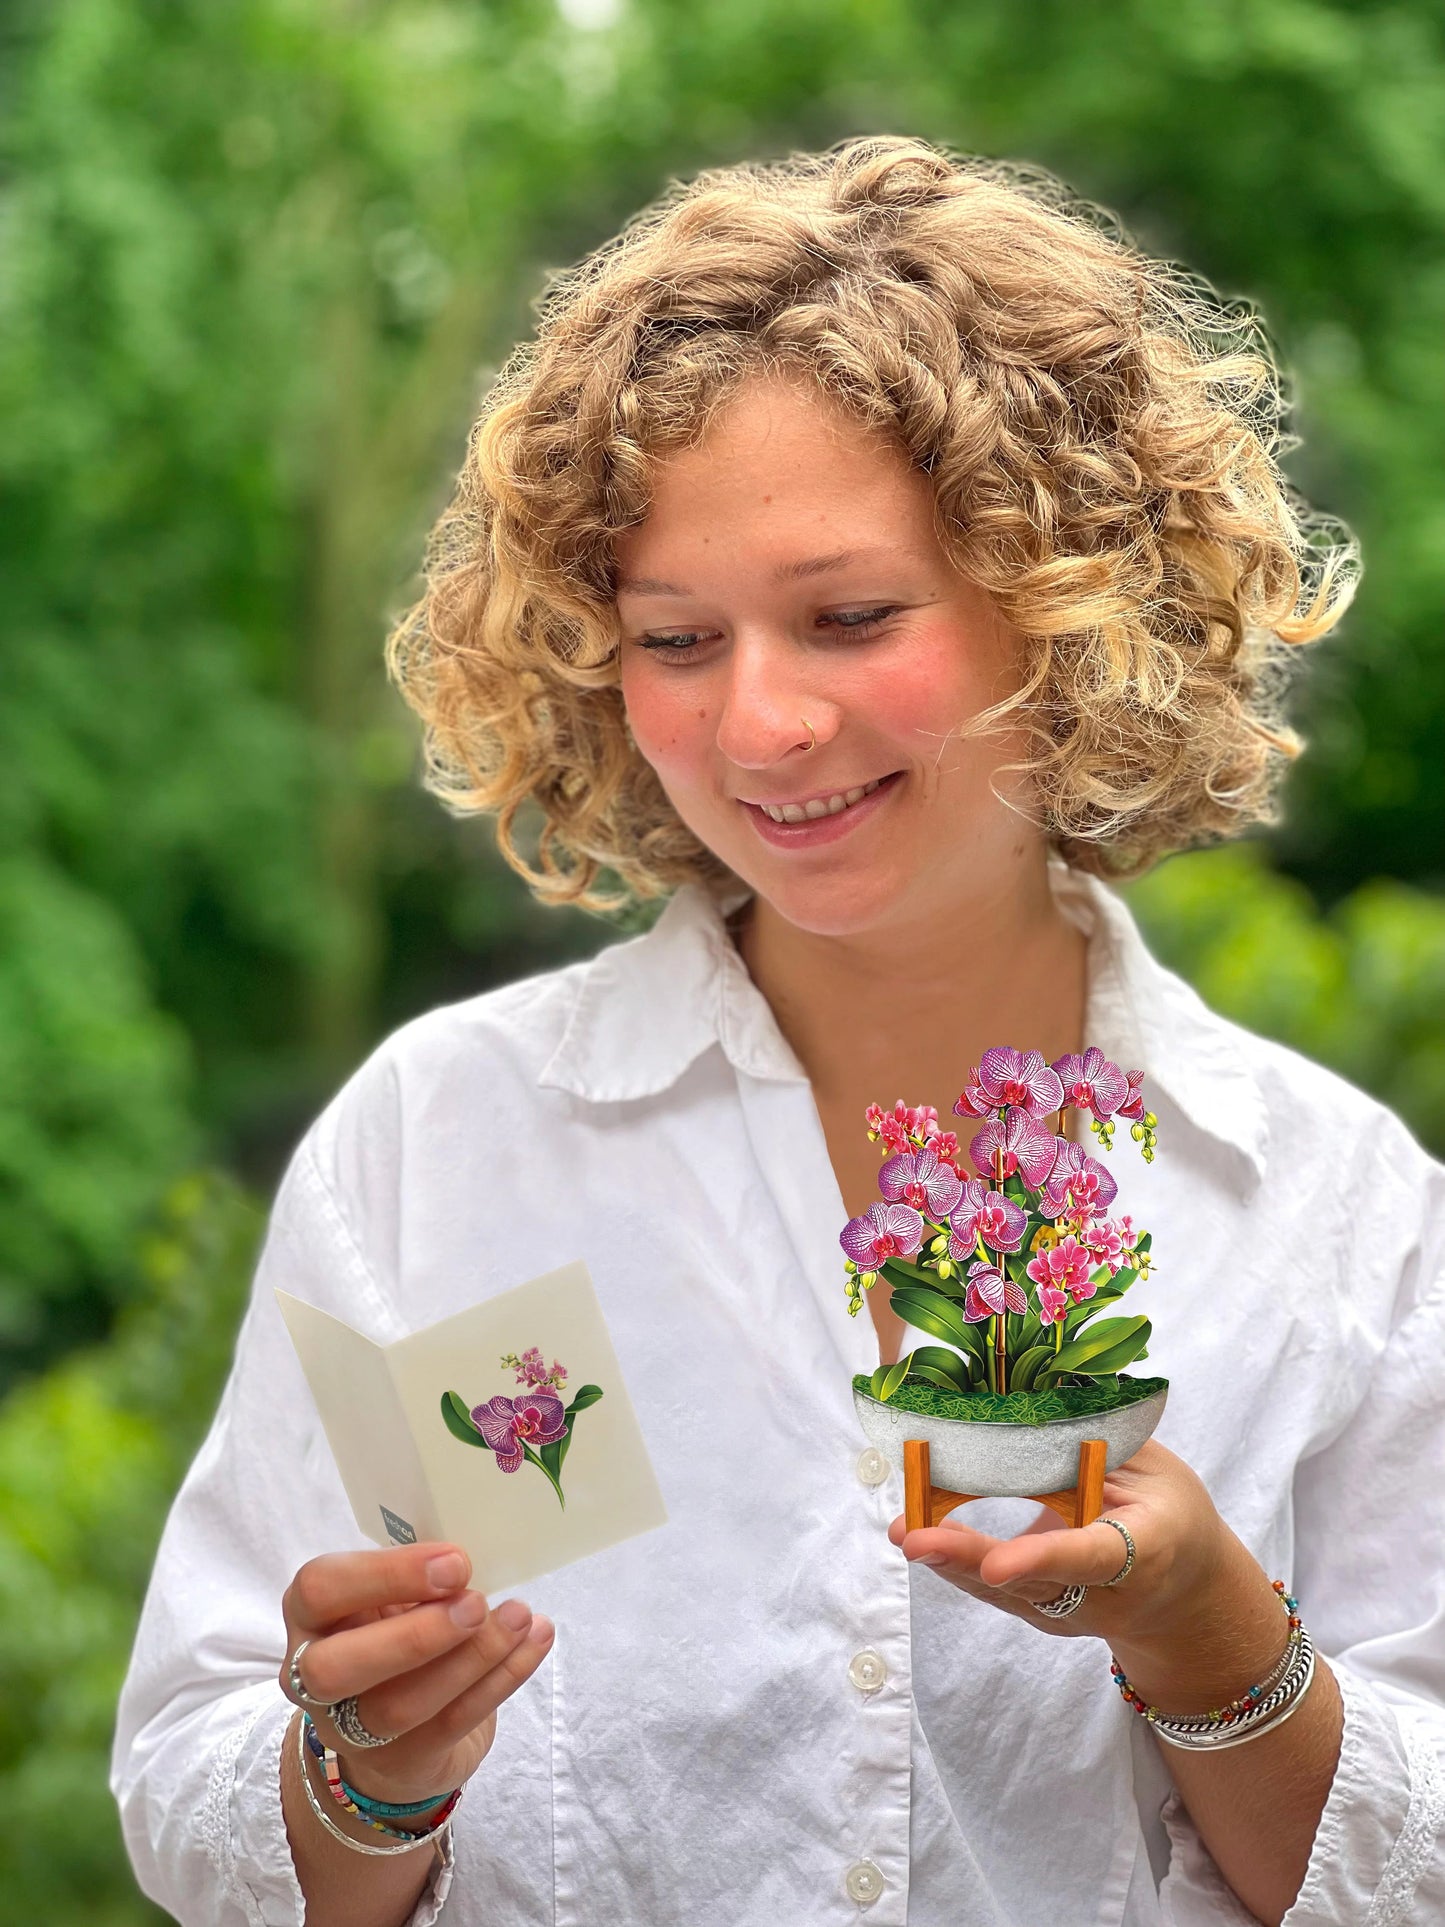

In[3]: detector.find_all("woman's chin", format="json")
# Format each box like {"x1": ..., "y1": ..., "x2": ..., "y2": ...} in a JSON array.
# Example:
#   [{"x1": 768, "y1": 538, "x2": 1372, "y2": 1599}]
[{"x1": 738, "y1": 866, "x2": 917, "y2": 941}]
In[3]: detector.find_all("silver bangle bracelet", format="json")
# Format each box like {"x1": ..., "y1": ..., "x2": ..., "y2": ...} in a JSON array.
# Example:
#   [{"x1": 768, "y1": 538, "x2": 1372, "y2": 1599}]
[
  {"x1": 294, "y1": 1713, "x2": 449, "y2": 1857},
  {"x1": 1150, "y1": 1633, "x2": 1317, "y2": 1751}
]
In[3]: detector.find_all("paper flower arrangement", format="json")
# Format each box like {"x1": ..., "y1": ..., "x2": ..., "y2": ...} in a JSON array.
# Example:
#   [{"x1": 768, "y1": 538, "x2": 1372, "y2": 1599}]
[
  {"x1": 441, "y1": 1348, "x2": 603, "y2": 1509},
  {"x1": 842, "y1": 1046, "x2": 1159, "y2": 1406}
]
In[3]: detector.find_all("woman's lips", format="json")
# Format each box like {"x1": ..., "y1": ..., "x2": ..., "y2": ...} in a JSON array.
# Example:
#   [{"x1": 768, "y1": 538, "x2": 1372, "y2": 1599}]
[{"x1": 740, "y1": 770, "x2": 904, "y2": 848}]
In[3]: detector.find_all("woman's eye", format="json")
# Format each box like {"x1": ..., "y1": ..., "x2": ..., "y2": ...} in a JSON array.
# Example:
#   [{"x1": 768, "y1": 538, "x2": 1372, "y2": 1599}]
[
  {"x1": 821, "y1": 606, "x2": 899, "y2": 633},
  {"x1": 632, "y1": 606, "x2": 899, "y2": 660},
  {"x1": 635, "y1": 632, "x2": 712, "y2": 658}
]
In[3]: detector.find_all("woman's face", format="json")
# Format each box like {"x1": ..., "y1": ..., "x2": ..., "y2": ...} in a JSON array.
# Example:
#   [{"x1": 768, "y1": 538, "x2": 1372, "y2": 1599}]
[{"x1": 615, "y1": 375, "x2": 1034, "y2": 939}]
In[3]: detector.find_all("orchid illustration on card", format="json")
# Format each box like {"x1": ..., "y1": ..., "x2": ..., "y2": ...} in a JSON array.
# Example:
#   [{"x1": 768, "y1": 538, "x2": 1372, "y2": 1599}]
[
  {"x1": 841, "y1": 1045, "x2": 1160, "y2": 1409},
  {"x1": 441, "y1": 1352, "x2": 603, "y2": 1508}
]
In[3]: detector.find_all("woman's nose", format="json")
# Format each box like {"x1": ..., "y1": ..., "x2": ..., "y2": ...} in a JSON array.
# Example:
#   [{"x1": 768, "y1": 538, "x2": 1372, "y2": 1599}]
[{"x1": 714, "y1": 637, "x2": 831, "y2": 770}]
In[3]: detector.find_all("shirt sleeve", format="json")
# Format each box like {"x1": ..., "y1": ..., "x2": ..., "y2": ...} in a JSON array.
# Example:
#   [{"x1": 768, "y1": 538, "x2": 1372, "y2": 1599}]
[
  {"x1": 109, "y1": 1131, "x2": 453, "y2": 1927},
  {"x1": 1163, "y1": 1146, "x2": 1445, "y2": 1926}
]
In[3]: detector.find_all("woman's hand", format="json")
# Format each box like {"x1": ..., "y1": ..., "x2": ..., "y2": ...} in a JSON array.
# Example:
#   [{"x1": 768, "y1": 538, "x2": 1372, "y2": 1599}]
[
  {"x1": 279, "y1": 1540, "x2": 554, "y2": 1806},
  {"x1": 889, "y1": 1438, "x2": 1288, "y2": 1704}
]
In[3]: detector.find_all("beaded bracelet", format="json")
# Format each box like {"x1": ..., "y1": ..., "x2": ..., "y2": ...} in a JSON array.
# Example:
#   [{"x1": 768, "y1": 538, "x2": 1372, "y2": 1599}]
[
  {"x1": 301, "y1": 1715, "x2": 462, "y2": 1842},
  {"x1": 1111, "y1": 1580, "x2": 1312, "y2": 1747},
  {"x1": 294, "y1": 1714, "x2": 453, "y2": 1858}
]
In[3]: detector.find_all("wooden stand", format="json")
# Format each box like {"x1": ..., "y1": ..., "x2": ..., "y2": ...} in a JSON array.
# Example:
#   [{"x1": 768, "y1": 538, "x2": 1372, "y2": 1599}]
[{"x1": 903, "y1": 1437, "x2": 1108, "y2": 1534}]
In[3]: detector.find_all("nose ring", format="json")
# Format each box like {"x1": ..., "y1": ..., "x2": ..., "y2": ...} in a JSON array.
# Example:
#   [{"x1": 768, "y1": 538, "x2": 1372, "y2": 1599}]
[{"x1": 797, "y1": 718, "x2": 817, "y2": 753}]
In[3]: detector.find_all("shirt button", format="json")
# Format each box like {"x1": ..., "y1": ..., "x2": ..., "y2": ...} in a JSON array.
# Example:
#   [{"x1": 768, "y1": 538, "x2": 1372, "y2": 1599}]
[
  {"x1": 845, "y1": 1860, "x2": 885, "y2": 1906},
  {"x1": 856, "y1": 1446, "x2": 888, "y2": 1486},
  {"x1": 848, "y1": 1649, "x2": 887, "y2": 1694}
]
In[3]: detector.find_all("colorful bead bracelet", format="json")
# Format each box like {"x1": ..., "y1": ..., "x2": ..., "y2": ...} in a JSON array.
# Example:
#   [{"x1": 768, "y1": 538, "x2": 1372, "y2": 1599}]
[
  {"x1": 1110, "y1": 1580, "x2": 1309, "y2": 1739},
  {"x1": 301, "y1": 1714, "x2": 462, "y2": 1841}
]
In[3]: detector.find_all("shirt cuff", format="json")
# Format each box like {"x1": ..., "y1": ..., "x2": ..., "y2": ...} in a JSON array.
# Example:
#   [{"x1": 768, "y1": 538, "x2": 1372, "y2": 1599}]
[
  {"x1": 226, "y1": 1687, "x2": 453, "y2": 1927},
  {"x1": 1283, "y1": 1662, "x2": 1445, "y2": 1926},
  {"x1": 1157, "y1": 1662, "x2": 1445, "y2": 1927}
]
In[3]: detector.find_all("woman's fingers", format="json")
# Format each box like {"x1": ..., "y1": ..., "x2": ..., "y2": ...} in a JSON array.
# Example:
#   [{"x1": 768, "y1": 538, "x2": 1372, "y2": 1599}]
[
  {"x1": 284, "y1": 1542, "x2": 472, "y2": 1637},
  {"x1": 287, "y1": 1588, "x2": 501, "y2": 1706},
  {"x1": 410, "y1": 1614, "x2": 556, "y2": 1751},
  {"x1": 344, "y1": 1612, "x2": 557, "y2": 1794},
  {"x1": 340, "y1": 1598, "x2": 541, "y2": 1742},
  {"x1": 888, "y1": 1508, "x2": 1143, "y2": 1607},
  {"x1": 978, "y1": 1516, "x2": 1141, "y2": 1593}
]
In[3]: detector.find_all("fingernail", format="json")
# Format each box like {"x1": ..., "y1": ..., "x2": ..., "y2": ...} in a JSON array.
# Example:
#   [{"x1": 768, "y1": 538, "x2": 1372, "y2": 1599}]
[
  {"x1": 495, "y1": 1598, "x2": 532, "y2": 1633},
  {"x1": 426, "y1": 1552, "x2": 467, "y2": 1591},
  {"x1": 531, "y1": 1615, "x2": 555, "y2": 1644},
  {"x1": 448, "y1": 1590, "x2": 489, "y2": 1628},
  {"x1": 918, "y1": 1554, "x2": 949, "y2": 1568}
]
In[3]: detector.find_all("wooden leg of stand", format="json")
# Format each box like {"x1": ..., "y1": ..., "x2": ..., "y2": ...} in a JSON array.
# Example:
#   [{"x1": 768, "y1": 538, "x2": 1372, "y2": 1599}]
[
  {"x1": 904, "y1": 1439, "x2": 931, "y2": 1534},
  {"x1": 1074, "y1": 1439, "x2": 1107, "y2": 1528}
]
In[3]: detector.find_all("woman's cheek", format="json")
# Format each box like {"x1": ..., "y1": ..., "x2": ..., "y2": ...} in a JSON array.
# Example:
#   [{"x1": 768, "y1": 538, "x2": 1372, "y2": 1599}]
[{"x1": 619, "y1": 666, "x2": 712, "y2": 781}]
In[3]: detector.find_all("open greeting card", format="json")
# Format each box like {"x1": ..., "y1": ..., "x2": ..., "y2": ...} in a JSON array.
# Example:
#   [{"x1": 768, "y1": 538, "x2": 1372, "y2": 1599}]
[{"x1": 276, "y1": 1260, "x2": 668, "y2": 1593}]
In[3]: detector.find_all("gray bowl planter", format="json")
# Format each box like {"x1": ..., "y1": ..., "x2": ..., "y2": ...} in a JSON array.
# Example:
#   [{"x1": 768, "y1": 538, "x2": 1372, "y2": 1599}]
[{"x1": 853, "y1": 1382, "x2": 1168, "y2": 1499}]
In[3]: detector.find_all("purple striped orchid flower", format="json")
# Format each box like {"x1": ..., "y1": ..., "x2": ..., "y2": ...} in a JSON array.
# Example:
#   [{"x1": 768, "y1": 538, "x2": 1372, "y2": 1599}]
[
  {"x1": 470, "y1": 1390, "x2": 568, "y2": 1474},
  {"x1": 948, "y1": 1177, "x2": 1027, "y2": 1261},
  {"x1": 840, "y1": 1201, "x2": 925, "y2": 1269},
  {"x1": 976, "y1": 1046, "x2": 1065, "y2": 1118},
  {"x1": 1039, "y1": 1137, "x2": 1118, "y2": 1220},
  {"x1": 1052, "y1": 1047, "x2": 1129, "y2": 1121},
  {"x1": 969, "y1": 1106, "x2": 1057, "y2": 1188},
  {"x1": 878, "y1": 1145, "x2": 964, "y2": 1220},
  {"x1": 962, "y1": 1259, "x2": 1028, "y2": 1324}
]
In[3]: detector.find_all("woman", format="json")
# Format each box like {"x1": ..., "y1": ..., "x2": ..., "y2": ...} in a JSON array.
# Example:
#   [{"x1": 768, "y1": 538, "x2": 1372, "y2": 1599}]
[{"x1": 113, "y1": 137, "x2": 1445, "y2": 1926}]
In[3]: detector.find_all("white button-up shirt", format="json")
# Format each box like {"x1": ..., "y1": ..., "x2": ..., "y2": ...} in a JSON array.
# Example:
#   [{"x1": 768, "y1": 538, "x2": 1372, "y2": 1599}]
[{"x1": 113, "y1": 866, "x2": 1445, "y2": 1925}]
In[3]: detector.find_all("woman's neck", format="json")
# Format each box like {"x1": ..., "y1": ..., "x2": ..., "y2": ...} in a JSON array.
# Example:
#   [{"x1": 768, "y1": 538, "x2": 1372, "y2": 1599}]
[{"x1": 734, "y1": 852, "x2": 1088, "y2": 1123}]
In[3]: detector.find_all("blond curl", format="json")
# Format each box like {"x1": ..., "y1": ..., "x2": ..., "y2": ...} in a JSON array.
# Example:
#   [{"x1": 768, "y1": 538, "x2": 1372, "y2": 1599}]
[{"x1": 387, "y1": 135, "x2": 1356, "y2": 910}]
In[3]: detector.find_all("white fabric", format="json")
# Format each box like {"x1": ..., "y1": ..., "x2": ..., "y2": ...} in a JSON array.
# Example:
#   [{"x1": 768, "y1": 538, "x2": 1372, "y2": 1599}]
[{"x1": 112, "y1": 865, "x2": 1445, "y2": 1925}]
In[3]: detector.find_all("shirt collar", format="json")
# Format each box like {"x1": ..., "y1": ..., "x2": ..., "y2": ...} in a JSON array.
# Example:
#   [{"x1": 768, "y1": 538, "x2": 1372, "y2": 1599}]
[{"x1": 538, "y1": 867, "x2": 1267, "y2": 1188}]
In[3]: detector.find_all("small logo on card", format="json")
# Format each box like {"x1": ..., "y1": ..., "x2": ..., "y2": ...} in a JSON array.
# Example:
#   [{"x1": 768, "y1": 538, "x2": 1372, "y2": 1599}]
[{"x1": 380, "y1": 1505, "x2": 417, "y2": 1545}]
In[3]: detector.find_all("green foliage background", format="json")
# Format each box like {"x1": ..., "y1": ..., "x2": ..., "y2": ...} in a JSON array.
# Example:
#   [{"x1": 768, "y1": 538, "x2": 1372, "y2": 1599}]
[{"x1": 1, "y1": 0, "x2": 1442, "y2": 1916}]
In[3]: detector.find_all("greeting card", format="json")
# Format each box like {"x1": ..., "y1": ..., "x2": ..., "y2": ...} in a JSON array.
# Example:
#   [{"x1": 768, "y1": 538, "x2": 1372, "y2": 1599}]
[{"x1": 276, "y1": 1259, "x2": 668, "y2": 1592}]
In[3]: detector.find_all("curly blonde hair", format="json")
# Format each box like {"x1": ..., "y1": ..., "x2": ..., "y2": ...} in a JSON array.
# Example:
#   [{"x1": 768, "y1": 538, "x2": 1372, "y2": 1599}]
[{"x1": 386, "y1": 135, "x2": 1355, "y2": 910}]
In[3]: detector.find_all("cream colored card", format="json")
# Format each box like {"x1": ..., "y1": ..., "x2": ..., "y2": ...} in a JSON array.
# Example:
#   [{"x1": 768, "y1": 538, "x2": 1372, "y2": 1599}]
[{"x1": 276, "y1": 1260, "x2": 668, "y2": 1593}]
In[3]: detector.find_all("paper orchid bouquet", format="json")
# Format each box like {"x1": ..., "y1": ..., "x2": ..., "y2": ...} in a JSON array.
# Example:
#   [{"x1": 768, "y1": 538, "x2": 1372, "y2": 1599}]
[{"x1": 842, "y1": 1046, "x2": 1159, "y2": 1407}]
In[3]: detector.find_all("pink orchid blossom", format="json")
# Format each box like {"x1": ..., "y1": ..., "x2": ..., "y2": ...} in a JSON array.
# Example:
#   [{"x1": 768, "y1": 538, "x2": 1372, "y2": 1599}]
[
  {"x1": 976, "y1": 1046, "x2": 1066, "y2": 1119},
  {"x1": 1084, "y1": 1220, "x2": 1126, "y2": 1275},
  {"x1": 1051, "y1": 1047, "x2": 1129, "y2": 1120},
  {"x1": 928, "y1": 1129, "x2": 965, "y2": 1176},
  {"x1": 951, "y1": 1068, "x2": 994, "y2": 1119},
  {"x1": 1035, "y1": 1282, "x2": 1069, "y2": 1327},
  {"x1": 1026, "y1": 1234, "x2": 1097, "y2": 1304},
  {"x1": 948, "y1": 1178, "x2": 1028, "y2": 1261},
  {"x1": 879, "y1": 1146, "x2": 963, "y2": 1220},
  {"x1": 1115, "y1": 1069, "x2": 1148, "y2": 1122},
  {"x1": 970, "y1": 1106, "x2": 1057, "y2": 1188},
  {"x1": 840, "y1": 1201, "x2": 925, "y2": 1269},
  {"x1": 470, "y1": 1391, "x2": 567, "y2": 1474},
  {"x1": 1039, "y1": 1137, "x2": 1119, "y2": 1220},
  {"x1": 962, "y1": 1259, "x2": 1029, "y2": 1324}
]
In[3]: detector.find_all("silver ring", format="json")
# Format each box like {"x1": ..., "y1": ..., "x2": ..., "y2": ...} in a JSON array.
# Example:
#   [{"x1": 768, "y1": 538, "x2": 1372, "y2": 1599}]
[
  {"x1": 329, "y1": 1694, "x2": 394, "y2": 1749},
  {"x1": 286, "y1": 1639, "x2": 330, "y2": 1710},
  {"x1": 1033, "y1": 1583, "x2": 1088, "y2": 1619},
  {"x1": 1096, "y1": 1517, "x2": 1136, "y2": 1588}
]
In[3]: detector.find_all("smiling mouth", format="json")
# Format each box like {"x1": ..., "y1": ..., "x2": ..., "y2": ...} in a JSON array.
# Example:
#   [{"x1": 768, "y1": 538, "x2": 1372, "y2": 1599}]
[{"x1": 747, "y1": 776, "x2": 894, "y2": 824}]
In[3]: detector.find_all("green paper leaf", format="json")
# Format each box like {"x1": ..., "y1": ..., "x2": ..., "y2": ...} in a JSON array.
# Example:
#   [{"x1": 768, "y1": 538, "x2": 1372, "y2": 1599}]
[
  {"x1": 875, "y1": 1355, "x2": 913, "y2": 1403},
  {"x1": 1007, "y1": 1345, "x2": 1054, "y2": 1392},
  {"x1": 1041, "y1": 1316, "x2": 1153, "y2": 1381},
  {"x1": 887, "y1": 1286, "x2": 983, "y2": 1358},
  {"x1": 546, "y1": 1384, "x2": 604, "y2": 1479},
  {"x1": 440, "y1": 1390, "x2": 488, "y2": 1447},
  {"x1": 905, "y1": 1344, "x2": 975, "y2": 1394},
  {"x1": 521, "y1": 1441, "x2": 566, "y2": 1509}
]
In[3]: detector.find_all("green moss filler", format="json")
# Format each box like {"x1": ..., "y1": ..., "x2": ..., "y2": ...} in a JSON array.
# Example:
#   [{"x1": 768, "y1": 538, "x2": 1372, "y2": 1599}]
[{"x1": 852, "y1": 1373, "x2": 1169, "y2": 1428}]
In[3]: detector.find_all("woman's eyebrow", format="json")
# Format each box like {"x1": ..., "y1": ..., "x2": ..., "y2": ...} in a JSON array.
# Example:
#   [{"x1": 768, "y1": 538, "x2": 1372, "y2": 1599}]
[{"x1": 616, "y1": 547, "x2": 898, "y2": 597}]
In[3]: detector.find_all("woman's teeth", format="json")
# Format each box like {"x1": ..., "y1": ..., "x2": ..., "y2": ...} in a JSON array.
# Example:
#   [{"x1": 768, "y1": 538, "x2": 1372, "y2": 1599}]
[{"x1": 760, "y1": 778, "x2": 882, "y2": 824}]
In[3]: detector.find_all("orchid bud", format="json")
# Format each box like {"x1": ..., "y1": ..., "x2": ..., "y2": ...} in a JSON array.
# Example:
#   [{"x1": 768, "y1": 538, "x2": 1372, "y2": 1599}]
[{"x1": 937, "y1": 1259, "x2": 954, "y2": 1280}]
